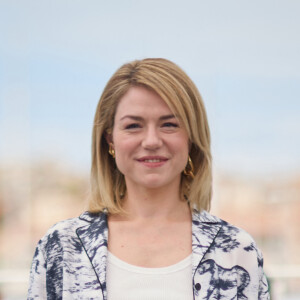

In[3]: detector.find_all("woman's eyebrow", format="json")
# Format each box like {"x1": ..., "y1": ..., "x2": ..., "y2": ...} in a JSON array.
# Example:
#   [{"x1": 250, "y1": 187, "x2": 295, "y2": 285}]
[
  {"x1": 160, "y1": 114, "x2": 177, "y2": 121},
  {"x1": 120, "y1": 115, "x2": 143, "y2": 121},
  {"x1": 120, "y1": 114, "x2": 177, "y2": 121}
]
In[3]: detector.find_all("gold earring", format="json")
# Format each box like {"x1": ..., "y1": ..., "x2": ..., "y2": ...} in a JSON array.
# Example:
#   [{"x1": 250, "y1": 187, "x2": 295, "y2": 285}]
[
  {"x1": 183, "y1": 156, "x2": 194, "y2": 179},
  {"x1": 108, "y1": 143, "x2": 115, "y2": 158}
]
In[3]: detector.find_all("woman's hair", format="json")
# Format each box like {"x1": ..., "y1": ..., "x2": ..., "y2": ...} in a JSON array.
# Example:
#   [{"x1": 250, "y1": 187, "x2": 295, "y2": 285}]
[{"x1": 89, "y1": 58, "x2": 212, "y2": 214}]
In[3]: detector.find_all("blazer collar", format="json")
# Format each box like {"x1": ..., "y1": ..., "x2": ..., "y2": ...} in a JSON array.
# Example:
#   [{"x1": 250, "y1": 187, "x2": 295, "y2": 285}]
[
  {"x1": 76, "y1": 211, "x2": 109, "y2": 300},
  {"x1": 191, "y1": 210, "x2": 222, "y2": 278},
  {"x1": 76, "y1": 210, "x2": 223, "y2": 297}
]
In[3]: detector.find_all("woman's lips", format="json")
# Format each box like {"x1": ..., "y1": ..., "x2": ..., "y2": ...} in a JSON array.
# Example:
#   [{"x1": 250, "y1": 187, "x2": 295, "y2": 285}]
[{"x1": 137, "y1": 156, "x2": 168, "y2": 167}]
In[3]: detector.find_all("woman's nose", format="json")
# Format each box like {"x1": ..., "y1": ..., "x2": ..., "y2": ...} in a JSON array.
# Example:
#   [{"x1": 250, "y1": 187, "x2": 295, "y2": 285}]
[{"x1": 141, "y1": 127, "x2": 163, "y2": 150}]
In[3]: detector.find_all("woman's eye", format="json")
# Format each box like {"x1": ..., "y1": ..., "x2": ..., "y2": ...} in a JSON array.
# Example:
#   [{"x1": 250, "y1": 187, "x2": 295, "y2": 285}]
[
  {"x1": 162, "y1": 122, "x2": 178, "y2": 128},
  {"x1": 125, "y1": 123, "x2": 141, "y2": 130}
]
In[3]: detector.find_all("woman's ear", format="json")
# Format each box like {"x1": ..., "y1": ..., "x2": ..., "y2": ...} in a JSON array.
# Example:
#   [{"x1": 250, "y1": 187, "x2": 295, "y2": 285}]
[
  {"x1": 105, "y1": 130, "x2": 115, "y2": 158},
  {"x1": 188, "y1": 140, "x2": 192, "y2": 152},
  {"x1": 105, "y1": 130, "x2": 113, "y2": 145}
]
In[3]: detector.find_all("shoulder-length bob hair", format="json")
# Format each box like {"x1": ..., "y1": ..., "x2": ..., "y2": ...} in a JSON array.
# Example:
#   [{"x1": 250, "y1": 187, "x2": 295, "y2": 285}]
[{"x1": 89, "y1": 58, "x2": 212, "y2": 214}]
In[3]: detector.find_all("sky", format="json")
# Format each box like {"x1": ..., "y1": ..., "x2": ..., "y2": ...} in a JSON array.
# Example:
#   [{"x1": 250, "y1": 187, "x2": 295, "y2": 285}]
[{"x1": 0, "y1": 0, "x2": 300, "y2": 177}]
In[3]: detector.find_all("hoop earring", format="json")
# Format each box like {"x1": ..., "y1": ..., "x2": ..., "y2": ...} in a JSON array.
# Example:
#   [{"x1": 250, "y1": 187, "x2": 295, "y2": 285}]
[
  {"x1": 108, "y1": 143, "x2": 115, "y2": 158},
  {"x1": 183, "y1": 156, "x2": 194, "y2": 179}
]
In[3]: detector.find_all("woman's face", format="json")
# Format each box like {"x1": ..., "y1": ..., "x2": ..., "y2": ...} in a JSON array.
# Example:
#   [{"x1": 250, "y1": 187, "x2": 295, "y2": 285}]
[{"x1": 110, "y1": 86, "x2": 189, "y2": 191}]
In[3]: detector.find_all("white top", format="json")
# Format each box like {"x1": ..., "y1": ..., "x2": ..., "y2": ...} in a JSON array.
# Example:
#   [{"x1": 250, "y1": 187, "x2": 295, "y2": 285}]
[{"x1": 106, "y1": 251, "x2": 193, "y2": 300}]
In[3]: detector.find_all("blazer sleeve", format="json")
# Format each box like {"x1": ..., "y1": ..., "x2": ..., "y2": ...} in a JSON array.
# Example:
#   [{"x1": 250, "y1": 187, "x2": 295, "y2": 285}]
[
  {"x1": 27, "y1": 240, "x2": 47, "y2": 299},
  {"x1": 257, "y1": 247, "x2": 270, "y2": 299}
]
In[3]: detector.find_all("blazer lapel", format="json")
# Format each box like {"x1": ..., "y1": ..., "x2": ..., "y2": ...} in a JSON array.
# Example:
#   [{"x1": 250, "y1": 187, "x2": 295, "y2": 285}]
[
  {"x1": 76, "y1": 212, "x2": 108, "y2": 300},
  {"x1": 192, "y1": 210, "x2": 222, "y2": 278}
]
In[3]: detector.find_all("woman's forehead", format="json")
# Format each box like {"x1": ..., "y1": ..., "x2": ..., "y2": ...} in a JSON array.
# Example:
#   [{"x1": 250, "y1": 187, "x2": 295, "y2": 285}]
[{"x1": 114, "y1": 86, "x2": 175, "y2": 118}]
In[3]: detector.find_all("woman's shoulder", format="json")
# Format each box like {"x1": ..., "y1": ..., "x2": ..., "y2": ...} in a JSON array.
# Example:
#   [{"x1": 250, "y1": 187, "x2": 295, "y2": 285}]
[
  {"x1": 192, "y1": 210, "x2": 262, "y2": 256},
  {"x1": 36, "y1": 211, "x2": 107, "y2": 250}
]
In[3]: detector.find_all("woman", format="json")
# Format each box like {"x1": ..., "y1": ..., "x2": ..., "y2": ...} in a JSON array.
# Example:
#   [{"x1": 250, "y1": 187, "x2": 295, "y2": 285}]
[{"x1": 28, "y1": 58, "x2": 270, "y2": 299}]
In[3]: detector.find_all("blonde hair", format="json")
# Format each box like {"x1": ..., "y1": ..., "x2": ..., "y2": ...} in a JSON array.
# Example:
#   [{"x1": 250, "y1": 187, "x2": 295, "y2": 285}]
[{"x1": 89, "y1": 58, "x2": 212, "y2": 214}]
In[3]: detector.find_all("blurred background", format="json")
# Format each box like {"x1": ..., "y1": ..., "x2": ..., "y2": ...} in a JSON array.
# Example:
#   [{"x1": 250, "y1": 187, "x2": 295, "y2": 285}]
[{"x1": 0, "y1": 0, "x2": 299, "y2": 299}]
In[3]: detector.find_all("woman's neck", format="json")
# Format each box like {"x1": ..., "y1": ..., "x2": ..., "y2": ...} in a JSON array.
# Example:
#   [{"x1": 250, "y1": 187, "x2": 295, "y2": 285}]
[{"x1": 120, "y1": 182, "x2": 190, "y2": 222}]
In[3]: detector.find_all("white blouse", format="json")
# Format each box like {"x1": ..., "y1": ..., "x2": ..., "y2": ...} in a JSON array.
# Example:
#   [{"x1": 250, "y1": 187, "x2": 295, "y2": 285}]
[{"x1": 106, "y1": 251, "x2": 194, "y2": 300}]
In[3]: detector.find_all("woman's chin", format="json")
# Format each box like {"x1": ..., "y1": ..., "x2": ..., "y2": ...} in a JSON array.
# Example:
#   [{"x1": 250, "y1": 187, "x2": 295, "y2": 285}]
[{"x1": 136, "y1": 177, "x2": 179, "y2": 191}]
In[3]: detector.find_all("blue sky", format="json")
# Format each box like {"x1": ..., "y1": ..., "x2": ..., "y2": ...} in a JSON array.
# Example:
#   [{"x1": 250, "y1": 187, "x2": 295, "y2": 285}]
[{"x1": 1, "y1": 0, "x2": 299, "y2": 177}]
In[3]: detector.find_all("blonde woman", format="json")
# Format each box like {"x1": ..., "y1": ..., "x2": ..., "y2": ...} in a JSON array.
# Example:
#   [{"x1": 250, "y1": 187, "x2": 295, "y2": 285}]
[{"x1": 28, "y1": 58, "x2": 270, "y2": 299}]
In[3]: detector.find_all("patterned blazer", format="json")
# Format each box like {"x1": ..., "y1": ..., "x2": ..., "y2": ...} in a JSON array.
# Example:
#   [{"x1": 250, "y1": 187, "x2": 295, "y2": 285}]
[{"x1": 28, "y1": 210, "x2": 270, "y2": 299}]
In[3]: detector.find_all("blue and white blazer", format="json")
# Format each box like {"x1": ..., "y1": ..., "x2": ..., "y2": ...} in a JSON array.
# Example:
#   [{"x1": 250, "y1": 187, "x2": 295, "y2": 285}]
[{"x1": 28, "y1": 210, "x2": 270, "y2": 299}]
